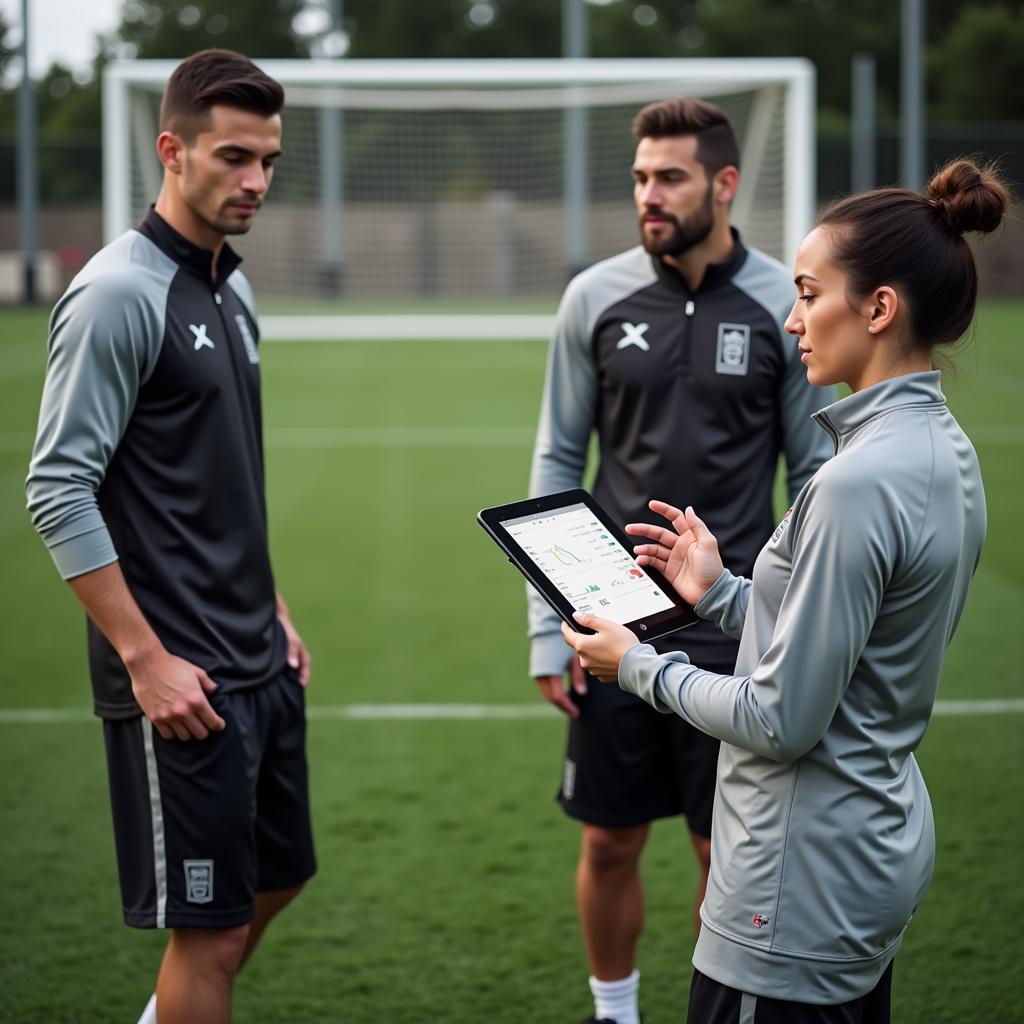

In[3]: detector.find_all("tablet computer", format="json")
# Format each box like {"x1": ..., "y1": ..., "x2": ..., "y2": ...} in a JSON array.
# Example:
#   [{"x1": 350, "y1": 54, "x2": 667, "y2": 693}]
[{"x1": 478, "y1": 488, "x2": 697, "y2": 641}]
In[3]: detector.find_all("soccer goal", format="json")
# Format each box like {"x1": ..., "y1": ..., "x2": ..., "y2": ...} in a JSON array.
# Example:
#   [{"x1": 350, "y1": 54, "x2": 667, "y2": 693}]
[{"x1": 104, "y1": 58, "x2": 814, "y2": 339}]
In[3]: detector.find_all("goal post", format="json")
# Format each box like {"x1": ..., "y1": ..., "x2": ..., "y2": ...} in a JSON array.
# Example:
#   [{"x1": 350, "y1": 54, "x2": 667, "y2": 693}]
[{"x1": 104, "y1": 58, "x2": 815, "y2": 337}]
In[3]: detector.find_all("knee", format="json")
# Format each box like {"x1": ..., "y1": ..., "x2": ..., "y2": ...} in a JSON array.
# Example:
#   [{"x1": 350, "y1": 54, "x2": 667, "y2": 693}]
[
  {"x1": 206, "y1": 925, "x2": 251, "y2": 979},
  {"x1": 172, "y1": 924, "x2": 251, "y2": 980},
  {"x1": 581, "y1": 824, "x2": 648, "y2": 874}
]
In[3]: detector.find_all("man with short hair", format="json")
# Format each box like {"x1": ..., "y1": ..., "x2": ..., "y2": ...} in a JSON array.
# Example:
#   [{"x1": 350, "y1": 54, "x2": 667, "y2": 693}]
[
  {"x1": 26, "y1": 50, "x2": 314, "y2": 1024},
  {"x1": 528, "y1": 97, "x2": 834, "y2": 1024}
]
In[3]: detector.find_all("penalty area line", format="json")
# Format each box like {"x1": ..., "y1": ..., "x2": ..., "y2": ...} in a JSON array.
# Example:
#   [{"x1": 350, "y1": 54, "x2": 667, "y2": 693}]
[{"x1": 0, "y1": 699, "x2": 1023, "y2": 725}]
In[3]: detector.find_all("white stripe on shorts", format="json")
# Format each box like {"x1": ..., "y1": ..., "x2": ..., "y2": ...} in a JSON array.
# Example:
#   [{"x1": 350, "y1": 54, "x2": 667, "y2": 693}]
[
  {"x1": 141, "y1": 718, "x2": 168, "y2": 929},
  {"x1": 740, "y1": 991, "x2": 757, "y2": 1024}
]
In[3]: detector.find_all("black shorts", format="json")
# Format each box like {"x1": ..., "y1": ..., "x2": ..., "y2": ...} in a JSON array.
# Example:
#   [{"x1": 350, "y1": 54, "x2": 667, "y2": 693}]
[
  {"x1": 102, "y1": 666, "x2": 316, "y2": 929},
  {"x1": 688, "y1": 964, "x2": 893, "y2": 1023},
  {"x1": 556, "y1": 665, "x2": 726, "y2": 836}
]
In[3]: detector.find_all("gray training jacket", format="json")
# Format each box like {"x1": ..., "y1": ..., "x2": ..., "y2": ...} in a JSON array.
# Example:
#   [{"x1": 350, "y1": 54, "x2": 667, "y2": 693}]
[{"x1": 618, "y1": 372, "x2": 985, "y2": 1003}]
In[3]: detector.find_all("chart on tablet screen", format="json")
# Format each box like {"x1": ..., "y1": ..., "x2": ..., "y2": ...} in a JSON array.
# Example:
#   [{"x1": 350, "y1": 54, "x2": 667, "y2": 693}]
[{"x1": 503, "y1": 502, "x2": 673, "y2": 622}]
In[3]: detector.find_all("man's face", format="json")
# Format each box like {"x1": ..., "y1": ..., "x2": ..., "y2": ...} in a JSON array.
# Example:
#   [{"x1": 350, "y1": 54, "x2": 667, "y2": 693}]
[
  {"x1": 175, "y1": 104, "x2": 283, "y2": 237},
  {"x1": 632, "y1": 134, "x2": 716, "y2": 257}
]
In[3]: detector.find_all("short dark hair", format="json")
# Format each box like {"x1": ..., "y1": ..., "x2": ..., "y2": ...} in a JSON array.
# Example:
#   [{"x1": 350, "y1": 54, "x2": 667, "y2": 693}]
[
  {"x1": 160, "y1": 49, "x2": 284, "y2": 143},
  {"x1": 819, "y1": 158, "x2": 1010, "y2": 349},
  {"x1": 632, "y1": 97, "x2": 740, "y2": 177}
]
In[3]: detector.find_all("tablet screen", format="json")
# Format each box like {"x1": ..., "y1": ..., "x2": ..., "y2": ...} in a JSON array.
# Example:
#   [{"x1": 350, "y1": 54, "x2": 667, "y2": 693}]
[{"x1": 501, "y1": 501, "x2": 674, "y2": 625}]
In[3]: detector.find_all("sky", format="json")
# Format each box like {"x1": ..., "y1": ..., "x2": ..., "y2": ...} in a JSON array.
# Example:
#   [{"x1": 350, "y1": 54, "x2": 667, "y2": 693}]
[{"x1": 2, "y1": 0, "x2": 122, "y2": 77}]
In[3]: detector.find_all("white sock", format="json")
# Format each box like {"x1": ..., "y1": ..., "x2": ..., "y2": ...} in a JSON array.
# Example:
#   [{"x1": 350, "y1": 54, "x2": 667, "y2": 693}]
[
  {"x1": 589, "y1": 970, "x2": 640, "y2": 1024},
  {"x1": 136, "y1": 994, "x2": 157, "y2": 1024}
]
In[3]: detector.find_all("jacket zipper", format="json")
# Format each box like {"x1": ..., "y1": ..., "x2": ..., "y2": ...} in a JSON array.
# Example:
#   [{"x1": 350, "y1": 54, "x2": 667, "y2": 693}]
[{"x1": 681, "y1": 299, "x2": 696, "y2": 376}]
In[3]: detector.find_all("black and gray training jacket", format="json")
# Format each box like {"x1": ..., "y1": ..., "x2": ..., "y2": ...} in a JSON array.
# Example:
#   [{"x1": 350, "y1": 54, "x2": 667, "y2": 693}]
[
  {"x1": 528, "y1": 233, "x2": 835, "y2": 676},
  {"x1": 26, "y1": 209, "x2": 285, "y2": 719}
]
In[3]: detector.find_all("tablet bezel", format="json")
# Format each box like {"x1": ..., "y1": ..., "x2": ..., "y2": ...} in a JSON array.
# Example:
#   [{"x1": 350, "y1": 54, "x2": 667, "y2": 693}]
[{"x1": 478, "y1": 488, "x2": 698, "y2": 641}]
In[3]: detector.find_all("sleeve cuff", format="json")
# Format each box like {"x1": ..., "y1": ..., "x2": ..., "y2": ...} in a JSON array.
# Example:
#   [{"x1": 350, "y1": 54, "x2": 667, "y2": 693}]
[
  {"x1": 694, "y1": 569, "x2": 732, "y2": 619},
  {"x1": 618, "y1": 642, "x2": 653, "y2": 695},
  {"x1": 529, "y1": 630, "x2": 574, "y2": 678},
  {"x1": 48, "y1": 526, "x2": 119, "y2": 580}
]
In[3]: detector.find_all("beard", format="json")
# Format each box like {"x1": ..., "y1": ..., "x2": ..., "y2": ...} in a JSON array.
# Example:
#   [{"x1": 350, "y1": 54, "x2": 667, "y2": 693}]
[
  {"x1": 638, "y1": 183, "x2": 714, "y2": 257},
  {"x1": 209, "y1": 198, "x2": 261, "y2": 236},
  {"x1": 181, "y1": 170, "x2": 261, "y2": 237}
]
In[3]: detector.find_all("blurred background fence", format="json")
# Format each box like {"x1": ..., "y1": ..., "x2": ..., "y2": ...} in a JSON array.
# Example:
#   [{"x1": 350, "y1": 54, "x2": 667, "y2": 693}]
[{"x1": 2, "y1": 119, "x2": 1021, "y2": 301}]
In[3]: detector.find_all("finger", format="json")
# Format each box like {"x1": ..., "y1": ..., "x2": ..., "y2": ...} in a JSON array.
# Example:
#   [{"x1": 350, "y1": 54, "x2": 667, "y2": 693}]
[
  {"x1": 181, "y1": 712, "x2": 210, "y2": 741},
  {"x1": 169, "y1": 720, "x2": 190, "y2": 742},
  {"x1": 569, "y1": 658, "x2": 588, "y2": 694},
  {"x1": 634, "y1": 552, "x2": 668, "y2": 574},
  {"x1": 286, "y1": 635, "x2": 301, "y2": 670},
  {"x1": 649, "y1": 499, "x2": 685, "y2": 525},
  {"x1": 196, "y1": 697, "x2": 226, "y2": 733},
  {"x1": 685, "y1": 506, "x2": 713, "y2": 541},
  {"x1": 298, "y1": 645, "x2": 312, "y2": 686},
  {"x1": 572, "y1": 610, "x2": 593, "y2": 630},
  {"x1": 625, "y1": 523, "x2": 679, "y2": 547},
  {"x1": 535, "y1": 677, "x2": 580, "y2": 719},
  {"x1": 632, "y1": 541, "x2": 673, "y2": 561},
  {"x1": 199, "y1": 672, "x2": 218, "y2": 694},
  {"x1": 552, "y1": 690, "x2": 580, "y2": 719},
  {"x1": 560, "y1": 621, "x2": 581, "y2": 650},
  {"x1": 573, "y1": 610, "x2": 617, "y2": 633},
  {"x1": 154, "y1": 721, "x2": 175, "y2": 741}
]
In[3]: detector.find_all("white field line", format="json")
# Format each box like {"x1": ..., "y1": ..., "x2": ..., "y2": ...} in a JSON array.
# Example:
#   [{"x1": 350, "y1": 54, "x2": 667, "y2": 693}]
[
  {"x1": 1, "y1": 699, "x2": 1022, "y2": 725},
  {"x1": 260, "y1": 314, "x2": 554, "y2": 341}
]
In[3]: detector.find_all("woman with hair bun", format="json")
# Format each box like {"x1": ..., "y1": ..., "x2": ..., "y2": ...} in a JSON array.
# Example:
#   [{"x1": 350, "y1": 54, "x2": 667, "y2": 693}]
[{"x1": 560, "y1": 159, "x2": 1008, "y2": 1023}]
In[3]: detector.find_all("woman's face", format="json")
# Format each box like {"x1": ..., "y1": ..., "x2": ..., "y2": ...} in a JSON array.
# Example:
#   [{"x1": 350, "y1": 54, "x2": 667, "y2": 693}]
[{"x1": 784, "y1": 226, "x2": 877, "y2": 391}]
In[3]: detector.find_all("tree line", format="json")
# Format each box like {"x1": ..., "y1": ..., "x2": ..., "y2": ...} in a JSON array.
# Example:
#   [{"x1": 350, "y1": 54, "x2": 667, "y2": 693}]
[{"x1": 0, "y1": 0, "x2": 1021, "y2": 203}]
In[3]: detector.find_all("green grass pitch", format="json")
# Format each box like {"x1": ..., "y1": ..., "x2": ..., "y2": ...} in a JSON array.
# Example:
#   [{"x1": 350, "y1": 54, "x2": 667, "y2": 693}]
[{"x1": 0, "y1": 302, "x2": 1021, "y2": 1022}]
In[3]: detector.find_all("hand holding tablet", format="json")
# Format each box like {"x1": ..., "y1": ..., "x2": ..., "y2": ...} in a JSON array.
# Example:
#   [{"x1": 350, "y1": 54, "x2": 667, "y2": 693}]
[{"x1": 477, "y1": 489, "x2": 698, "y2": 644}]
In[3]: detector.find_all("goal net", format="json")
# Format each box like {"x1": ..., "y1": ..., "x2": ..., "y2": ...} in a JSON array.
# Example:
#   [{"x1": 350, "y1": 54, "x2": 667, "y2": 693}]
[{"x1": 104, "y1": 59, "x2": 814, "y2": 337}]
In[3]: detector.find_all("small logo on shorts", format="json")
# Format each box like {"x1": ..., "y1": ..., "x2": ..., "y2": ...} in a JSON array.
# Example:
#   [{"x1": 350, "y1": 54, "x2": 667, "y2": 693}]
[
  {"x1": 753, "y1": 914, "x2": 770, "y2": 929},
  {"x1": 563, "y1": 758, "x2": 577, "y2": 801},
  {"x1": 184, "y1": 859, "x2": 214, "y2": 904}
]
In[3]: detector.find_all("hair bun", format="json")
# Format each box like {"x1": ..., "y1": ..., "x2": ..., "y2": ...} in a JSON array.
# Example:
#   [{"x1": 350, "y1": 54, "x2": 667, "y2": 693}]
[{"x1": 926, "y1": 159, "x2": 1009, "y2": 235}]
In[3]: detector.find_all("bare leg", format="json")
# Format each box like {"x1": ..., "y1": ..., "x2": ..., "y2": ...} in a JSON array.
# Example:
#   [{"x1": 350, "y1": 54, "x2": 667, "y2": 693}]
[
  {"x1": 155, "y1": 925, "x2": 250, "y2": 1024},
  {"x1": 151, "y1": 885, "x2": 304, "y2": 1023},
  {"x1": 576, "y1": 824, "x2": 650, "y2": 979},
  {"x1": 688, "y1": 831, "x2": 712, "y2": 937},
  {"x1": 240, "y1": 884, "x2": 305, "y2": 967}
]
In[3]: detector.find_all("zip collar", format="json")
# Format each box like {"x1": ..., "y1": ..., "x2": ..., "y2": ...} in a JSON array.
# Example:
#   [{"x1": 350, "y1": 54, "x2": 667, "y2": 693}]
[
  {"x1": 650, "y1": 226, "x2": 748, "y2": 295},
  {"x1": 812, "y1": 371, "x2": 946, "y2": 454},
  {"x1": 138, "y1": 206, "x2": 243, "y2": 285}
]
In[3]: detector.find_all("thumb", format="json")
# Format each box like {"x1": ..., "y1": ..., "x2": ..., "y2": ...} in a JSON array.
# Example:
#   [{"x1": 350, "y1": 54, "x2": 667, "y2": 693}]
[
  {"x1": 573, "y1": 610, "x2": 614, "y2": 632},
  {"x1": 685, "y1": 506, "x2": 712, "y2": 540}
]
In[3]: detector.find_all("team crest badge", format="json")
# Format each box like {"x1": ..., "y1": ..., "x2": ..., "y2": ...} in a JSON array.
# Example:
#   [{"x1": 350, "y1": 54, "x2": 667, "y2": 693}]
[
  {"x1": 716, "y1": 323, "x2": 750, "y2": 376},
  {"x1": 753, "y1": 914, "x2": 770, "y2": 929},
  {"x1": 184, "y1": 859, "x2": 214, "y2": 904}
]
